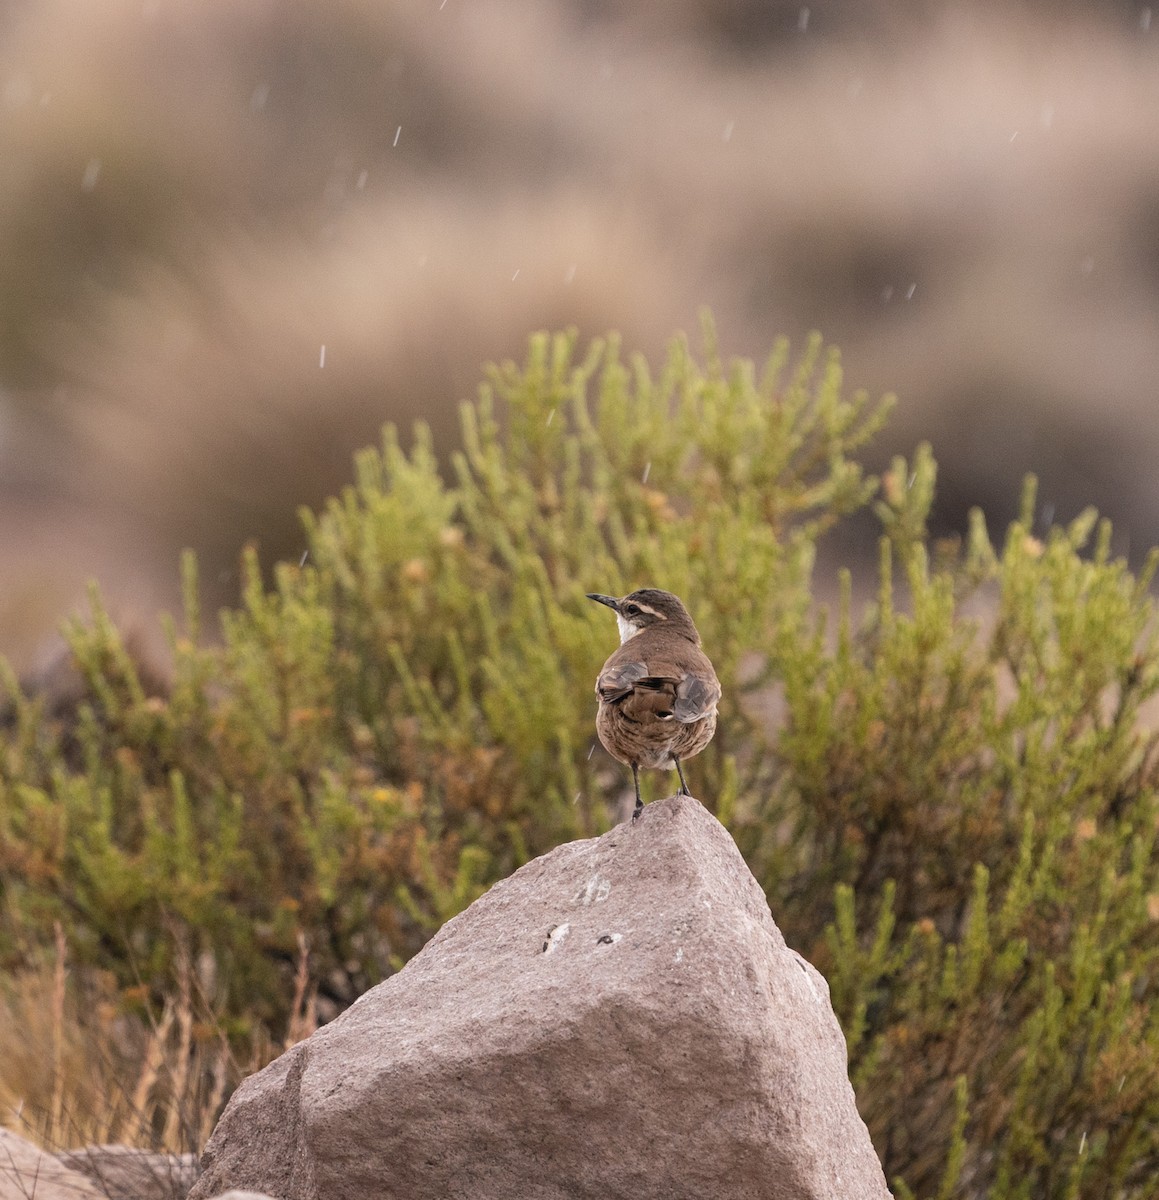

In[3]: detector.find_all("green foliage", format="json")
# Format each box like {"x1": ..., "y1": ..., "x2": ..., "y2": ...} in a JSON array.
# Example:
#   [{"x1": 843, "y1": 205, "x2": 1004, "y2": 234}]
[
  {"x1": 0, "y1": 321, "x2": 884, "y2": 1019},
  {"x1": 759, "y1": 466, "x2": 1159, "y2": 1198},
  {"x1": 3, "y1": 320, "x2": 1159, "y2": 1197}
]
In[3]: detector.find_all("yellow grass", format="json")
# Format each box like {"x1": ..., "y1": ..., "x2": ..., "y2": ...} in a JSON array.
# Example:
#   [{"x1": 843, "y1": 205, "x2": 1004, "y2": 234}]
[{"x1": 0, "y1": 929, "x2": 289, "y2": 1154}]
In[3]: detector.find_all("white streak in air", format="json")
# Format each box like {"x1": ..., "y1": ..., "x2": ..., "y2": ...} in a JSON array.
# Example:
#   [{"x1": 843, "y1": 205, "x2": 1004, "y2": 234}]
[
  {"x1": 319, "y1": 345, "x2": 326, "y2": 369},
  {"x1": 393, "y1": 126, "x2": 402, "y2": 147}
]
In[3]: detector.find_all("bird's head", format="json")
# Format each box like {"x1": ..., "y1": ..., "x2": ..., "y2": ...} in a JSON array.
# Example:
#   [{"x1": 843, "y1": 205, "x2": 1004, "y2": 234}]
[{"x1": 585, "y1": 588, "x2": 700, "y2": 645}]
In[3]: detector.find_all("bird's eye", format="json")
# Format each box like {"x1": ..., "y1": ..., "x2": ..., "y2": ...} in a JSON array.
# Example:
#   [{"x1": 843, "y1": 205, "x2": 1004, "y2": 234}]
[{"x1": 625, "y1": 604, "x2": 641, "y2": 616}]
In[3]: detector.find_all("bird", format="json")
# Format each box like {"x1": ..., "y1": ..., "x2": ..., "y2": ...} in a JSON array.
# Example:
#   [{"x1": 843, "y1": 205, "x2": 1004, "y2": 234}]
[{"x1": 586, "y1": 588, "x2": 721, "y2": 820}]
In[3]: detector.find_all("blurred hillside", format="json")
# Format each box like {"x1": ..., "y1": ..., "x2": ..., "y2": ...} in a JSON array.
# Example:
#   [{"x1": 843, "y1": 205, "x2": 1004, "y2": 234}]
[{"x1": 3, "y1": 0, "x2": 1159, "y2": 669}]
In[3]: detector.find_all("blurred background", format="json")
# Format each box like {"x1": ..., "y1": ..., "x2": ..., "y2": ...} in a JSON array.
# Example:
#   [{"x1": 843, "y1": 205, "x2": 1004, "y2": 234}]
[{"x1": 3, "y1": 0, "x2": 1159, "y2": 672}]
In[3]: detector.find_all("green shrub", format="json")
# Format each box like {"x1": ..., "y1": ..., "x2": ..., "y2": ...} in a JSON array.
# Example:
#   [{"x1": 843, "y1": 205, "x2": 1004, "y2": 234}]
[
  {"x1": 760, "y1": 482, "x2": 1159, "y2": 1198},
  {"x1": 2, "y1": 320, "x2": 1158, "y2": 1197}
]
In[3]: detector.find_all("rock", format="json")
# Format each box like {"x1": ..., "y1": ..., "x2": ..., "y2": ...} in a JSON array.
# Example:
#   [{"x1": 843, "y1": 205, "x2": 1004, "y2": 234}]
[
  {"x1": 0, "y1": 1128, "x2": 103, "y2": 1200},
  {"x1": 202, "y1": 1193, "x2": 278, "y2": 1200},
  {"x1": 55, "y1": 1145, "x2": 199, "y2": 1200},
  {"x1": 190, "y1": 794, "x2": 891, "y2": 1200}
]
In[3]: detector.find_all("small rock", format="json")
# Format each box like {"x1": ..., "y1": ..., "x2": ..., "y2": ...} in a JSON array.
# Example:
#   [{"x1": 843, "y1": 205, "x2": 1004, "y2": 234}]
[
  {"x1": 191, "y1": 794, "x2": 891, "y2": 1200},
  {"x1": 0, "y1": 1128, "x2": 103, "y2": 1200},
  {"x1": 204, "y1": 1192, "x2": 278, "y2": 1199},
  {"x1": 56, "y1": 1145, "x2": 199, "y2": 1200}
]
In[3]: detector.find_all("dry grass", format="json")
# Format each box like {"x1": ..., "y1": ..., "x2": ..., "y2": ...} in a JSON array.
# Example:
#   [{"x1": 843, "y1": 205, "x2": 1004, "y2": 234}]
[{"x1": 0, "y1": 928, "x2": 318, "y2": 1155}]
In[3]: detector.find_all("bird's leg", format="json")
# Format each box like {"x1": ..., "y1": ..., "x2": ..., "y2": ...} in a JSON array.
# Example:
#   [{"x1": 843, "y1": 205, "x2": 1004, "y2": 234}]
[
  {"x1": 631, "y1": 762, "x2": 644, "y2": 821},
  {"x1": 674, "y1": 758, "x2": 690, "y2": 796}
]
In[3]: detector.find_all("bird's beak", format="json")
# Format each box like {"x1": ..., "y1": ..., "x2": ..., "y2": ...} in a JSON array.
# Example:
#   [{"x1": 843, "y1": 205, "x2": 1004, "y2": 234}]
[{"x1": 586, "y1": 593, "x2": 619, "y2": 611}]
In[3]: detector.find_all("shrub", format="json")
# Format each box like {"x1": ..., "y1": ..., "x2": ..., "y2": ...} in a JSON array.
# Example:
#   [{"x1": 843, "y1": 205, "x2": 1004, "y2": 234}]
[
  {"x1": 756, "y1": 479, "x2": 1159, "y2": 1197},
  {"x1": 2, "y1": 321, "x2": 1157, "y2": 1197},
  {"x1": 1, "y1": 322, "x2": 882, "y2": 1025}
]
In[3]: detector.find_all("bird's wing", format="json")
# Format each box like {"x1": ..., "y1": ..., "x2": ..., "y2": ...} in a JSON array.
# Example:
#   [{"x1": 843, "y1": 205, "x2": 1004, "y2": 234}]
[
  {"x1": 595, "y1": 660, "x2": 649, "y2": 703},
  {"x1": 598, "y1": 654, "x2": 720, "y2": 723},
  {"x1": 673, "y1": 669, "x2": 722, "y2": 723}
]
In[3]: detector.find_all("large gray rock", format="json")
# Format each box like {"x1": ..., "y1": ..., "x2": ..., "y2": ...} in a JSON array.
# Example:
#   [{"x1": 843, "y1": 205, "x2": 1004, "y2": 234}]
[
  {"x1": 191, "y1": 794, "x2": 891, "y2": 1200},
  {"x1": 0, "y1": 1128, "x2": 102, "y2": 1200}
]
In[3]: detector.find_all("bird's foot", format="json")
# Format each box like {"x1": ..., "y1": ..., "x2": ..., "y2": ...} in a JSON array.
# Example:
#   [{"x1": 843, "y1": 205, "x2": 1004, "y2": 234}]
[
  {"x1": 673, "y1": 759, "x2": 691, "y2": 797},
  {"x1": 632, "y1": 797, "x2": 644, "y2": 822}
]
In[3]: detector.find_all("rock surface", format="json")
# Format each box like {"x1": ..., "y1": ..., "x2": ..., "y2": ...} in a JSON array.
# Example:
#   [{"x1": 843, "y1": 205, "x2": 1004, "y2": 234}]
[
  {"x1": 0, "y1": 1128, "x2": 103, "y2": 1200},
  {"x1": 190, "y1": 794, "x2": 891, "y2": 1200},
  {"x1": 203, "y1": 1193, "x2": 278, "y2": 1199},
  {"x1": 56, "y1": 1145, "x2": 199, "y2": 1200}
]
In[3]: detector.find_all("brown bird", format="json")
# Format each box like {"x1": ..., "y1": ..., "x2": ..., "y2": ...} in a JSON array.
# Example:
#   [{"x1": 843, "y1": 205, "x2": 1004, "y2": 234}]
[{"x1": 587, "y1": 588, "x2": 721, "y2": 820}]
